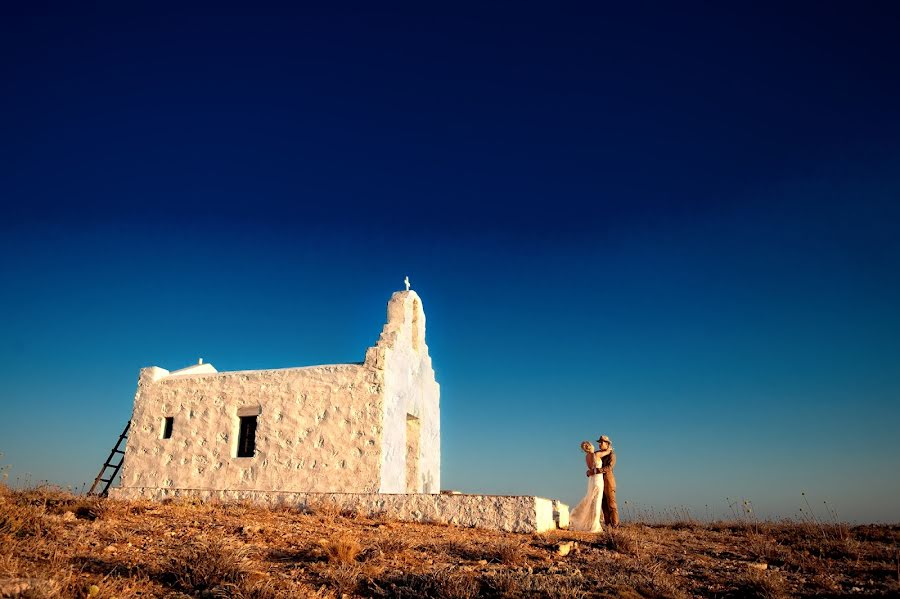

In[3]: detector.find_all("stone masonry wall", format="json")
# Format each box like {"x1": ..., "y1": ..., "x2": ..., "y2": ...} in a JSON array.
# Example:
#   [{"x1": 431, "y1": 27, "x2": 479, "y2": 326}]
[
  {"x1": 110, "y1": 487, "x2": 561, "y2": 533},
  {"x1": 365, "y1": 290, "x2": 440, "y2": 494},
  {"x1": 120, "y1": 363, "x2": 383, "y2": 493}
]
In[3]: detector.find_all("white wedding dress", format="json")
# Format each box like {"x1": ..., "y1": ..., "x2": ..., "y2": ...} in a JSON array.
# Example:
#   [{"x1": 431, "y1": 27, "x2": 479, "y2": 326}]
[{"x1": 568, "y1": 455, "x2": 604, "y2": 532}]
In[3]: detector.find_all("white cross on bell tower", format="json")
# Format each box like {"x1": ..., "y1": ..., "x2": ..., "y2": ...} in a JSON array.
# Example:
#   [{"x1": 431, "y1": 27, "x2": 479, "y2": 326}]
[{"x1": 404, "y1": 276, "x2": 411, "y2": 291}]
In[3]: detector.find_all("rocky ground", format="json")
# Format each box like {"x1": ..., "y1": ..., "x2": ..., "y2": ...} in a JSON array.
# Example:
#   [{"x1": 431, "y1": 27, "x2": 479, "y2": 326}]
[{"x1": 1, "y1": 485, "x2": 897, "y2": 598}]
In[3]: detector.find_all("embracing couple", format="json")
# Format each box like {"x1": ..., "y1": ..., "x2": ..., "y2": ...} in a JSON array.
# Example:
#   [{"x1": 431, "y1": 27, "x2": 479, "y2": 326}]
[{"x1": 569, "y1": 434, "x2": 619, "y2": 532}]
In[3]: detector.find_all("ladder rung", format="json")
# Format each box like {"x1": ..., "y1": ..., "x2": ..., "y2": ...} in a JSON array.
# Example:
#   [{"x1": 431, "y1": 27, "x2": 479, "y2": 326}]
[{"x1": 86, "y1": 419, "x2": 130, "y2": 494}]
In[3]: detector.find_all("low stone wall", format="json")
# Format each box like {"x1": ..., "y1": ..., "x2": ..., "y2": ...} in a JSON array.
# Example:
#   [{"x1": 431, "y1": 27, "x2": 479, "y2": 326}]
[
  {"x1": 109, "y1": 487, "x2": 565, "y2": 533},
  {"x1": 553, "y1": 499, "x2": 570, "y2": 529}
]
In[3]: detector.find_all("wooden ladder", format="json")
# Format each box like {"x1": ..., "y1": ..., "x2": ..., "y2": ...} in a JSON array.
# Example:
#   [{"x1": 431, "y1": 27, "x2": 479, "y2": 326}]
[{"x1": 87, "y1": 421, "x2": 130, "y2": 496}]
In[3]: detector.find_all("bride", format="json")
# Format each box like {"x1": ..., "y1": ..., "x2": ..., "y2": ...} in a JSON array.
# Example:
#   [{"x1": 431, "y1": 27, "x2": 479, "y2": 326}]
[{"x1": 568, "y1": 440, "x2": 613, "y2": 532}]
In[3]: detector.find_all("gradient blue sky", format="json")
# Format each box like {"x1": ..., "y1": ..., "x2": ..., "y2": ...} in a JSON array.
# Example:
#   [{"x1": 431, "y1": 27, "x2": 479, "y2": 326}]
[{"x1": 1, "y1": 4, "x2": 899, "y2": 522}]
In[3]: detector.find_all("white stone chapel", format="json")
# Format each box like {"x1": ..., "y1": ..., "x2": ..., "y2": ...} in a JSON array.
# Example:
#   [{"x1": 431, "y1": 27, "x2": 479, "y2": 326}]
[{"x1": 117, "y1": 288, "x2": 440, "y2": 496}]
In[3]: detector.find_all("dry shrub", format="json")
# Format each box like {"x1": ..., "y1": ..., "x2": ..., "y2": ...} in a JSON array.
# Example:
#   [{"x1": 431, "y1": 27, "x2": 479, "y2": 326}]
[
  {"x1": 163, "y1": 537, "x2": 251, "y2": 593},
  {"x1": 666, "y1": 520, "x2": 700, "y2": 531},
  {"x1": 374, "y1": 535, "x2": 409, "y2": 556},
  {"x1": 0, "y1": 549, "x2": 19, "y2": 577},
  {"x1": 605, "y1": 587, "x2": 646, "y2": 599},
  {"x1": 122, "y1": 499, "x2": 151, "y2": 516},
  {"x1": 268, "y1": 546, "x2": 323, "y2": 563},
  {"x1": 428, "y1": 569, "x2": 483, "y2": 599},
  {"x1": 438, "y1": 538, "x2": 525, "y2": 565},
  {"x1": 727, "y1": 568, "x2": 786, "y2": 599},
  {"x1": 605, "y1": 528, "x2": 640, "y2": 556},
  {"x1": 31, "y1": 491, "x2": 109, "y2": 522},
  {"x1": 817, "y1": 536, "x2": 863, "y2": 561},
  {"x1": 304, "y1": 498, "x2": 343, "y2": 521},
  {"x1": 779, "y1": 550, "x2": 827, "y2": 575},
  {"x1": 321, "y1": 535, "x2": 362, "y2": 564},
  {"x1": 489, "y1": 571, "x2": 587, "y2": 599},
  {"x1": 74, "y1": 498, "x2": 107, "y2": 521},
  {"x1": 436, "y1": 540, "x2": 484, "y2": 562},
  {"x1": 745, "y1": 532, "x2": 787, "y2": 564},
  {"x1": 854, "y1": 524, "x2": 900, "y2": 544},
  {"x1": 629, "y1": 558, "x2": 688, "y2": 599},
  {"x1": 318, "y1": 562, "x2": 363, "y2": 596},
  {"x1": 0, "y1": 500, "x2": 49, "y2": 538},
  {"x1": 494, "y1": 538, "x2": 525, "y2": 565},
  {"x1": 366, "y1": 568, "x2": 481, "y2": 599}
]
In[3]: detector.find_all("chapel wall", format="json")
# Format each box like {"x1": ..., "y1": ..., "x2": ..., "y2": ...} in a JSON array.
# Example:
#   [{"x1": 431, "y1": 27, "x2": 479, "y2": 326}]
[
  {"x1": 367, "y1": 290, "x2": 441, "y2": 494},
  {"x1": 120, "y1": 363, "x2": 383, "y2": 493}
]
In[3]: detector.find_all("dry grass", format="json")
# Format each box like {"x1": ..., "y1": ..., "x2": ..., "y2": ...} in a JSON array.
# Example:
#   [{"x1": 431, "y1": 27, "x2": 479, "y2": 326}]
[
  {"x1": 492, "y1": 538, "x2": 526, "y2": 565},
  {"x1": 0, "y1": 484, "x2": 898, "y2": 598},
  {"x1": 604, "y1": 527, "x2": 641, "y2": 556},
  {"x1": 728, "y1": 568, "x2": 787, "y2": 599},
  {"x1": 321, "y1": 534, "x2": 363, "y2": 563}
]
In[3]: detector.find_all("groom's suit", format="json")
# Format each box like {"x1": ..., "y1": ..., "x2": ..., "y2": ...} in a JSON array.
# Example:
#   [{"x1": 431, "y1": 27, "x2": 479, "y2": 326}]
[{"x1": 599, "y1": 450, "x2": 619, "y2": 527}]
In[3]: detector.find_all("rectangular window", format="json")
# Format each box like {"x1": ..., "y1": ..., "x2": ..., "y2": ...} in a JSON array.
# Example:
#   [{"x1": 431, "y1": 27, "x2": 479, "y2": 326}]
[
  {"x1": 237, "y1": 415, "x2": 257, "y2": 457},
  {"x1": 162, "y1": 416, "x2": 174, "y2": 439}
]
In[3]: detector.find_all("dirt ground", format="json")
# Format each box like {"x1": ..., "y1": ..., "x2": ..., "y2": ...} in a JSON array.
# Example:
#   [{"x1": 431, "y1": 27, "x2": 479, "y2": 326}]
[{"x1": 1, "y1": 485, "x2": 898, "y2": 598}]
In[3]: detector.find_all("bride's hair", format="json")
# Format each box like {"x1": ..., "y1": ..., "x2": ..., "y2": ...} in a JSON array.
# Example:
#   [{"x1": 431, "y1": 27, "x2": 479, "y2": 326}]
[{"x1": 580, "y1": 441, "x2": 593, "y2": 453}]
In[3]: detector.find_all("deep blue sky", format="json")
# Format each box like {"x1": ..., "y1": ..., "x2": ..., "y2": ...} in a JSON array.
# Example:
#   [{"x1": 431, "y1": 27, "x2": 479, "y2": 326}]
[{"x1": 2, "y1": 4, "x2": 899, "y2": 522}]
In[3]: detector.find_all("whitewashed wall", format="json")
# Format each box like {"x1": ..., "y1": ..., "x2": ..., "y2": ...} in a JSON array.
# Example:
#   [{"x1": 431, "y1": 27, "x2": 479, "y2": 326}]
[
  {"x1": 366, "y1": 290, "x2": 441, "y2": 493},
  {"x1": 121, "y1": 364, "x2": 383, "y2": 493}
]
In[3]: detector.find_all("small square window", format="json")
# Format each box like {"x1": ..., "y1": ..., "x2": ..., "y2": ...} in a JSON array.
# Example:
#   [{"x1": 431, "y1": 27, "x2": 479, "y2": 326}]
[
  {"x1": 162, "y1": 416, "x2": 174, "y2": 439},
  {"x1": 237, "y1": 415, "x2": 257, "y2": 457}
]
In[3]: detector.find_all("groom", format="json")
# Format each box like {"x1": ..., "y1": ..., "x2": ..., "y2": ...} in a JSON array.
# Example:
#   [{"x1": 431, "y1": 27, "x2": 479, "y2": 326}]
[{"x1": 597, "y1": 435, "x2": 619, "y2": 528}]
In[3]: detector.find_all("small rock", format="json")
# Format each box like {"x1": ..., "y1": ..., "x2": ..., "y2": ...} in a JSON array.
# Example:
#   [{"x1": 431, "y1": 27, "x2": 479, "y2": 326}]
[
  {"x1": 477, "y1": 559, "x2": 487, "y2": 565},
  {"x1": 62, "y1": 511, "x2": 76, "y2": 522},
  {"x1": 0, "y1": 578, "x2": 33, "y2": 597},
  {"x1": 556, "y1": 541, "x2": 574, "y2": 557},
  {"x1": 748, "y1": 562, "x2": 768, "y2": 571},
  {"x1": 103, "y1": 545, "x2": 117, "y2": 553}
]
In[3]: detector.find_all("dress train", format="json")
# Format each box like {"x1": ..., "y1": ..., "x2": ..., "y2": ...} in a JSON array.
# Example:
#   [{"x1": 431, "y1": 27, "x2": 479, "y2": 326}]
[{"x1": 568, "y1": 472, "x2": 604, "y2": 532}]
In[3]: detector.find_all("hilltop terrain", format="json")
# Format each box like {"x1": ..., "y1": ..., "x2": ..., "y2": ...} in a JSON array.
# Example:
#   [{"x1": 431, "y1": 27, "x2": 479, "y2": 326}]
[{"x1": 1, "y1": 485, "x2": 897, "y2": 598}]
